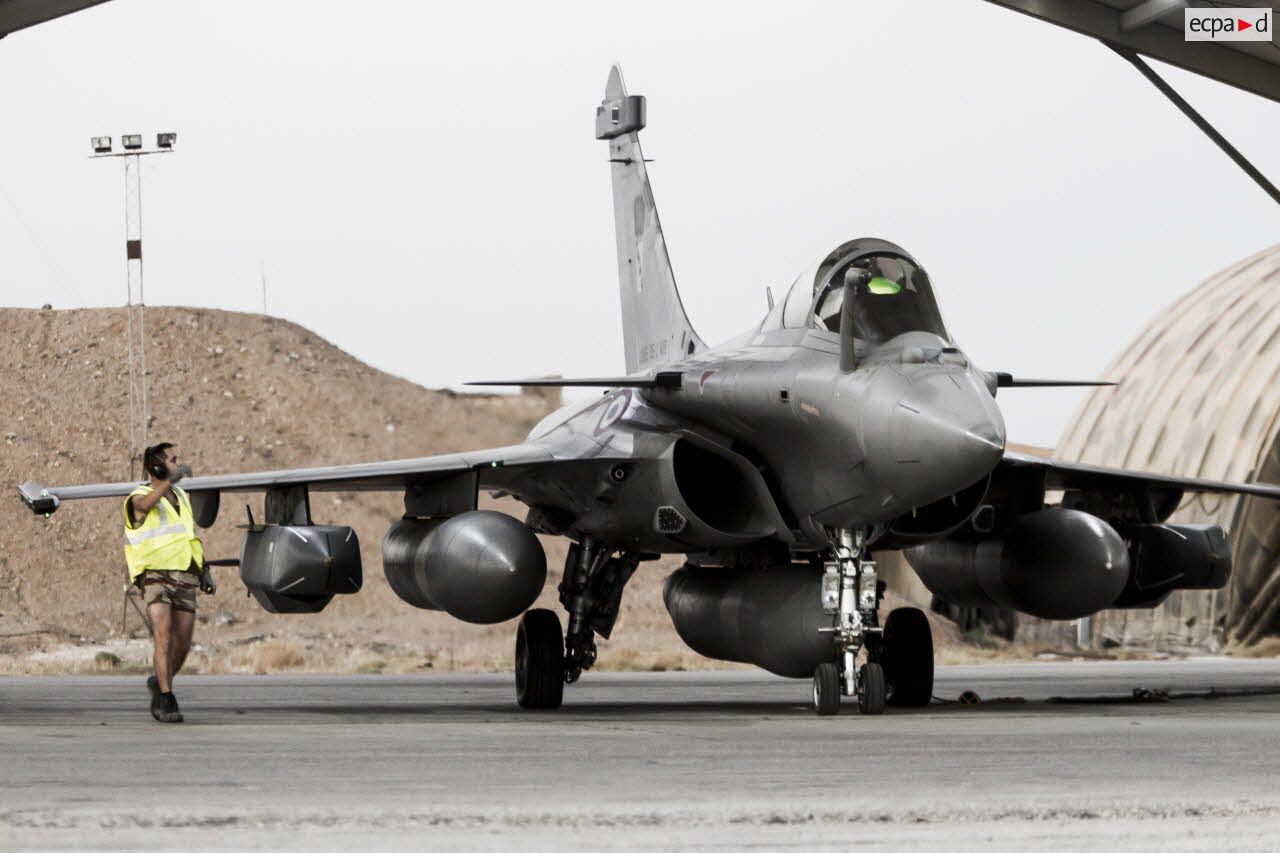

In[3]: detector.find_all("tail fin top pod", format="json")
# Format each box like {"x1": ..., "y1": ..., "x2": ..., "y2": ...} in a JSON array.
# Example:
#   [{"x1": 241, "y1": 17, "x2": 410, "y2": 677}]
[{"x1": 597, "y1": 65, "x2": 704, "y2": 374}]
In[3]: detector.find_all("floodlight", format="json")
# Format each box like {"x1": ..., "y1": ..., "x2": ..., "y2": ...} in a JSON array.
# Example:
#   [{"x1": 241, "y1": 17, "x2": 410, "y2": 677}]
[
  {"x1": 91, "y1": 136, "x2": 112, "y2": 154},
  {"x1": 156, "y1": 132, "x2": 176, "y2": 149},
  {"x1": 122, "y1": 134, "x2": 142, "y2": 150}
]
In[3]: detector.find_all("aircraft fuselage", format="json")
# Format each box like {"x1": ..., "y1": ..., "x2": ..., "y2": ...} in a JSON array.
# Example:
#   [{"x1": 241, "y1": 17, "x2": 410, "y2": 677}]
[{"x1": 523, "y1": 320, "x2": 1006, "y2": 552}]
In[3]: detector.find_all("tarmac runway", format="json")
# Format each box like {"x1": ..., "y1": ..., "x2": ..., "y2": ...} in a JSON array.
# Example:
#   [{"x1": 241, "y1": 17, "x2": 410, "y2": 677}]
[{"x1": 3, "y1": 658, "x2": 1280, "y2": 851}]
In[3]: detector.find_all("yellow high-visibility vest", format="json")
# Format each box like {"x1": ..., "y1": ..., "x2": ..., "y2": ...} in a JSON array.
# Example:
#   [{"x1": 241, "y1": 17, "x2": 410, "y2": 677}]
[{"x1": 122, "y1": 485, "x2": 204, "y2": 581}]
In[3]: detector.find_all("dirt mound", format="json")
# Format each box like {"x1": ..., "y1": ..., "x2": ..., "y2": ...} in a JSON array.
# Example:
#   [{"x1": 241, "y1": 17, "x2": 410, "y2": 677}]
[{"x1": 2, "y1": 305, "x2": 1001, "y2": 676}]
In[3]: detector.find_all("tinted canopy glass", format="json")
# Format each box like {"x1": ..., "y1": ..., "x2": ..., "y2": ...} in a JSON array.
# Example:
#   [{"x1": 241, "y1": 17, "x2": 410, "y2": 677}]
[
  {"x1": 814, "y1": 252, "x2": 948, "y2": 344},
  {"x1": 780, "y1": 239, "x2": 950, "y2": 344}
]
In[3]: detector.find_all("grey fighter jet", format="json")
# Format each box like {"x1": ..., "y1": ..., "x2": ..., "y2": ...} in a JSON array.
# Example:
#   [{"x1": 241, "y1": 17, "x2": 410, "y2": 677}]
[{"x1": 20, "y1": 66, "x2": 1280, "y2": 714}]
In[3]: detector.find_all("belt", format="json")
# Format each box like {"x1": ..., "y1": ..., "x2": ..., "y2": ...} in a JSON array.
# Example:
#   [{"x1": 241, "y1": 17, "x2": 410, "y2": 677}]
[{"x1": 139, "y1": 569, "x2": 199, "y2": 584}]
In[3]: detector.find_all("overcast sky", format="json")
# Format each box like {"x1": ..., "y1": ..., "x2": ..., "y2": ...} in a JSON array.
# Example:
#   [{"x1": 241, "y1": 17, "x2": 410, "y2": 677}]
[{"x1": 3, "y1": 0, "x2": 1279, "y2": 448}]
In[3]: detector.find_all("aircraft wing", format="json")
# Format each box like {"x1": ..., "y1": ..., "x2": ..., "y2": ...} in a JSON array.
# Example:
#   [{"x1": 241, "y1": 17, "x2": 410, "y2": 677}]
[
  {"x1": 17, "y1": 443, "x2": 562, "y2": 515},
  {"x1": 1001, "y1": 449, "x2": 1280, "y2": 501}
]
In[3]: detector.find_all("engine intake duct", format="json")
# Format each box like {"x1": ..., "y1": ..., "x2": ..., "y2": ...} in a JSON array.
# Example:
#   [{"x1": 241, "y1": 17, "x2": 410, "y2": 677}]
[
  {"x1": 1112, "y1": 523, "x2": 1231, "y2": 609},
  {"x1": 382, "y1": 511, "x2": 546, "y2": 624},
  {"x1": 663, "y1": 563, "x2": 831, "y2": 678},
  {"x1": 239, "y1": 525, "x2": 362, "y2": 614},
  {"x1": 905, "y1": 508, "x2": 1130, "y2": 620}
]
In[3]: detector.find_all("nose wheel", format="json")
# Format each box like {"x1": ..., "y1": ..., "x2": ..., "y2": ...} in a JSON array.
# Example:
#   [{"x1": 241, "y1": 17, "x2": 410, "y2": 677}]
[
  {"x1": 811, "y1": 659, "x2": 885, "y2": 716},
  {"x1": 857, "y1": 662, "x2": 886, "y2": 714},
  {"x1": 812, "y1": 661, "x2": 841, "y2": 715}
]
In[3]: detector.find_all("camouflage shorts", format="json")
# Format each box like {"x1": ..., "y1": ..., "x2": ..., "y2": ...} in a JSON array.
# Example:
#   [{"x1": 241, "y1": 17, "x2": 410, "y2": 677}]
[{"x1": 139, "y1": 570, "x2": 199, "y2": 613}]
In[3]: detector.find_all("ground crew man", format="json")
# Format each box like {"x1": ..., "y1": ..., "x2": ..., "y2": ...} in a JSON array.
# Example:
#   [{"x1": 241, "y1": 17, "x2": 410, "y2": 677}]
[{"x1": 123, "y1": 442, "x2": 214, "y2": 722}]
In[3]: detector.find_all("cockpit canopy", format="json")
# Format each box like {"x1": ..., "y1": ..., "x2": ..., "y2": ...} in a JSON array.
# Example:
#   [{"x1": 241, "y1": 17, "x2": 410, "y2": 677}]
[{"x1": 773, "y1": 238, "x2": 949, "y2": 344}]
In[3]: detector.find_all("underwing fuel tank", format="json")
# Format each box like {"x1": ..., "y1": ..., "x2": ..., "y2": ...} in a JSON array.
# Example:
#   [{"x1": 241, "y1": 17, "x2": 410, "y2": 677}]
[
  {"x1": 904, "y1": 508, "x2": 1130, "y2": 620},
  {"x1": 663, "y1": 564, "x2": 832, "y2": 678},
  {"x1": 382, "y1": 510, "x2": 547, "y2": 624}
]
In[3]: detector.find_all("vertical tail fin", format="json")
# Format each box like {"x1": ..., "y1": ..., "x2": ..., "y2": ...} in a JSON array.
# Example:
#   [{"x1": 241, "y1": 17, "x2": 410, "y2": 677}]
[{"x1": 597, "y1": 65, "x2": 704, "y2": 374}]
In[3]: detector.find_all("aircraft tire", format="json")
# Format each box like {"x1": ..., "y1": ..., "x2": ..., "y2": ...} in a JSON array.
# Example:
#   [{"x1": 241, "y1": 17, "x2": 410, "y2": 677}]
[
  {"x1": 515, "y1": 608, "x2": 564, "y2": 710},
  {"x1": 883, "y1": 607, "x2": 934, "y2": 707},
  {"x1": 858, "y1": 662, "x2": 886, "y2": 715},
  {"x1": 812, "y1": 661, "x2": 841, "y2": 715}
]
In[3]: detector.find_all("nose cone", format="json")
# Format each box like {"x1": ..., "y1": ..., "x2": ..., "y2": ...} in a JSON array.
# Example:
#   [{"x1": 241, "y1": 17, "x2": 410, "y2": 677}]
[{"x1": 863, "y1": 368, "x2": 1005, "y2": 506}]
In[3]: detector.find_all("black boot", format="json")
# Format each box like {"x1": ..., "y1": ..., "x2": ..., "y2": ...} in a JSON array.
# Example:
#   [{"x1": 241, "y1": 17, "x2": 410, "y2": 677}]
[{"x1": 151, "y1": 691, "x2": 184, "y2": 723}]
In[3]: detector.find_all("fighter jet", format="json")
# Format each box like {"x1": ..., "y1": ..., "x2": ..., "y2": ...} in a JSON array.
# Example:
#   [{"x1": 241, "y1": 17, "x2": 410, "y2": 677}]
[{"x1": 20, "y1": 66, "x2": 1280, "y2": 714}]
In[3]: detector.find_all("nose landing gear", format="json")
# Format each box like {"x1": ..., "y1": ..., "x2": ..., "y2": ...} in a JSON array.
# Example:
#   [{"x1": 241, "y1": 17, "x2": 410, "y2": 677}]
[
  {"x1": 810, "y1": 529, "x2": 934, "y2": 715},
  {"x1": 812, "y1": 529, "x2": 886, "y2": 716}
]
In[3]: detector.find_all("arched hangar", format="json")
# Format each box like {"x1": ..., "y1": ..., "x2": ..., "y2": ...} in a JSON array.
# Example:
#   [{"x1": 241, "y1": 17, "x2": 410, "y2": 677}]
[{"x1": 1029, "y1": 243, "x2": 1280, "y2": 649}]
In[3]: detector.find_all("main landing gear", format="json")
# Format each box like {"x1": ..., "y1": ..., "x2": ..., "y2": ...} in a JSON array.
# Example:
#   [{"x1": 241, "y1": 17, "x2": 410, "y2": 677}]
[
  {"x1": 811, "y1": 530, "x2": 934, "y2": 715},
  {"x1": 514, "y1": 540, "x2": 639, "y2": 710},
  {"x1": 515, "y1": 609, "x2": 564, "y2": 709}
]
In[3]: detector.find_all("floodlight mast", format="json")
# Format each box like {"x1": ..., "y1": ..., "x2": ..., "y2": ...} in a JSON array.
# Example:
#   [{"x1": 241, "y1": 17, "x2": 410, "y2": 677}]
[{"x1": 88, "y1": 133, "x2": 177, "y2": 478}]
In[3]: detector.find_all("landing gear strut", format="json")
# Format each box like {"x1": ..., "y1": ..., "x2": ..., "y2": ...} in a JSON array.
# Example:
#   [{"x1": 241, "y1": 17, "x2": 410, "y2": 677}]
[
  {"x1": 514, "y1": 540, "x2": 639, "y2": 709},
  {"x1": 812, "y1": 529, "x2": 886, "y2": 716},
  {"x1": 560, "y1": 542, "x2": 639, "y2": 683}
]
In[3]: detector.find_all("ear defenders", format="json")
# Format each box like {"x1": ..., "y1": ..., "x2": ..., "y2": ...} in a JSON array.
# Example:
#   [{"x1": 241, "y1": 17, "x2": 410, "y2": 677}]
[{"x1": 144, "y1": 445, "x2": 169, "y2": 481}]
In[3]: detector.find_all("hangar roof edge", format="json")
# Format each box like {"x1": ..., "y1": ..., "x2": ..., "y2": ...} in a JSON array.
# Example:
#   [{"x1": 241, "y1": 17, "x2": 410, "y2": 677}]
[{"x1": 983, "y1": 0, "x2": 1280, "y2": 104}]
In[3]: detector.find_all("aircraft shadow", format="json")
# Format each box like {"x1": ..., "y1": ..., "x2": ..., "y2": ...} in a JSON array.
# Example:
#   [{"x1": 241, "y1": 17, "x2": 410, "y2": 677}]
[{"x1": 185, "y1": 690, "x2": 1280, "y2": 723}]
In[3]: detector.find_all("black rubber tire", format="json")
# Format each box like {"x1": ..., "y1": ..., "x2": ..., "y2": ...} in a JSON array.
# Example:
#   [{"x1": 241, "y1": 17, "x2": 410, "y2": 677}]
[
  {"x1": 515, "y1": 608, "x2": 564, "y2": 710},
  {"x1": 883, "y1": 606, "x2": 934, "y2": 707},
  {"x1": 858, "y1": 662, "x2": 886, "y2": 715},
  {"x1": 812, "y1": 661, "x2": 842, "y2": 716}
]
